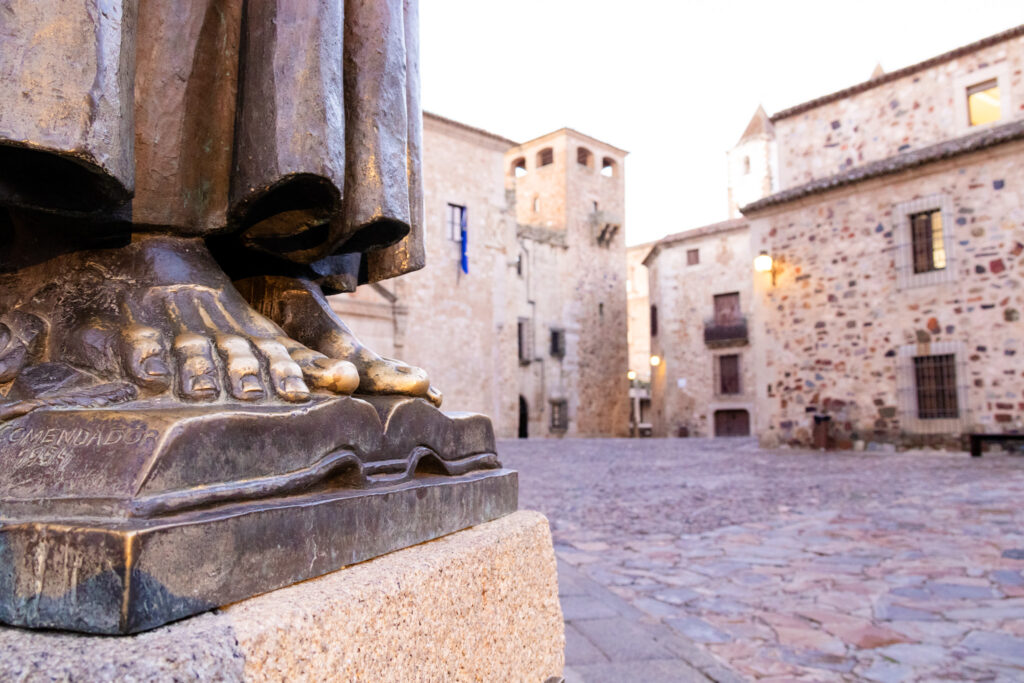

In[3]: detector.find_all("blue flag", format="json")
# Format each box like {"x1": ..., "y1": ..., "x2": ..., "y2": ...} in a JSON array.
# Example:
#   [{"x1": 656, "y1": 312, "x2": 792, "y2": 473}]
[{"x1": 459, "y1": 207, "x2": 468, "y2": 274}]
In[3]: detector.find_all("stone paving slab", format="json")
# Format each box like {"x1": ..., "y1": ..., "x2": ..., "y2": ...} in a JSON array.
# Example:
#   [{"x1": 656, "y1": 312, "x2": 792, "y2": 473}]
[{"x1": 505, "y1": 438, "x2": 1024, "y2": 682}]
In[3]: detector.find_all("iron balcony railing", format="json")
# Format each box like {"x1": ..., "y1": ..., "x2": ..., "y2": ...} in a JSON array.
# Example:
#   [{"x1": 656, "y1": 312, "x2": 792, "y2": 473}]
[{"x1": 703, "y1": 316, "x2": 749, "y2": 347}]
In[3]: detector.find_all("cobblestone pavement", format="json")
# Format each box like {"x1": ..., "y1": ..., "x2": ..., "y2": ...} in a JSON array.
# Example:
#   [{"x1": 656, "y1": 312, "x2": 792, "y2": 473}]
[{"x1": 501, "y1": 438, "x2": 1024, "y2": 682}]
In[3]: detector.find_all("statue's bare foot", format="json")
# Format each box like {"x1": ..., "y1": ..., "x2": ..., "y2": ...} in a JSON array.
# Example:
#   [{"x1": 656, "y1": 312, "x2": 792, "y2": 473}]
[
  {"x1": 236, "y1": 275, "x2": 443, "y2": 407},
  {"x1": 0, "y1": 236, "x2": 358, "y2": 404}
]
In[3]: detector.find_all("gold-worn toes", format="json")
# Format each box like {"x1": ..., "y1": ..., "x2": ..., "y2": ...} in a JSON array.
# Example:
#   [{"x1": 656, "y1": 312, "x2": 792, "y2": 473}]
[
  {"x1": 427, "y1": 385, "x2": 443, "y2": 408},
  {"x1": 252, "y1": 338, "x2": 310, "y2": 402},
  {"x1": 173, "y1": 333, "x2": 220, "y2": 401},
  {"x1": 358, "y1": 358, "x2": 430, "y2": 397},
  {"x1": 121, "y1": 324, "x2": 171, "y2": 392},
  {"x1": 288, "y1": 347, "x2": 359, "y2": 395},
  {"x1": 215, "y1": 334, "x2": 265, "y2": 401}
]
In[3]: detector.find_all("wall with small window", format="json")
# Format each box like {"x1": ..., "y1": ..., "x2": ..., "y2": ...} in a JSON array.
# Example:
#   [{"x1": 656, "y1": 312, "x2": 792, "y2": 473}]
[{"x1": 771, "y1": 32, "x2": 1024, "y2": 190}]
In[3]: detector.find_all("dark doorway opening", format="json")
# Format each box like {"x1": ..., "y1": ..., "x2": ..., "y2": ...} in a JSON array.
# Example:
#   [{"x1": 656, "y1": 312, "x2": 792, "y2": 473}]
[
  {"x1": 714, "y1": 409, "x2": 750, "y2": 437},
  {"x1": 518, "y1": 396, "x2": 529, "y2": 438}
]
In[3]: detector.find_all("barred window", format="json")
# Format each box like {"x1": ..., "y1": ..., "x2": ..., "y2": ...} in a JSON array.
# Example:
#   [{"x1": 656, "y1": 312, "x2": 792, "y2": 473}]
[
  {"x1": 550, "y1": 400, "x2": 568, "y2": 431},
  {"x1": 914, "y1": 354, "x2": 959, "y2": 419},
  {"x1": 910, "y1": 209, "x2": 946, "y2": 274}
]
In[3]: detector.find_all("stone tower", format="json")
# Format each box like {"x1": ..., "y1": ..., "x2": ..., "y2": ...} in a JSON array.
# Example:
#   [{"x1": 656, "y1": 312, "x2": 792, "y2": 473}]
[
  {"x1": 727, "y1": 105, "x2": 777, "y2": 217},
  {"x1": 505, "y1": 129, "x2": 630, "y2": 437}
]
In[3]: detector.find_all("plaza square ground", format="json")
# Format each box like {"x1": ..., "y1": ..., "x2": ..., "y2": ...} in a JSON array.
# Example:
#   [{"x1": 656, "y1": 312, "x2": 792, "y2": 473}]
[{"x1": 500, "y1": 438, "x2": 1024, "y2": 682}]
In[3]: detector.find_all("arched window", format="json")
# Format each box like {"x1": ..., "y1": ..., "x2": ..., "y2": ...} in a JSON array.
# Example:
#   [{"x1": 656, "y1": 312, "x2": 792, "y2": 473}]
[
  {"x1": 511, "y1": 157, "x2": 527, "y2": 177},
  {"x1": 577, "y1": 147, "x2": 593, "y2": 167},
  {"x1": 537, "y1": 147, "x2": 554, "y2": 167},
  {"x1": 601, "y1": 157, "x2": 616, "y2": 177}
]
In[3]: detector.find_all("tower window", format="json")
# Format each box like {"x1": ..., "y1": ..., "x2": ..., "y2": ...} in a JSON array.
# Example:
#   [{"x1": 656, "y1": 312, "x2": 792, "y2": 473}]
[
  {"x1": 743, "y1": 156, "x2": 751, "y2": 174},
  {"x1": 601, "y1": 157, "x2": 616, "y2": 177},
  {"x1": 511, "y1": 157, "x2": 527, "y2": 177},
  {"x1": 532, "y1": 196, "x2": 540, "y2": 213},
  {"x1": 650, "y1": 304, "x2": 658, "y2": 337},
  {"x1": 577, "y1": 147, "x2": 593, "y2": 167},
  {"x1": 537, "y1": 148, "x2": 554, "y2": 167},
  {"x1": 967, "y1": 79, "x2": 1000, "y2": 126}
]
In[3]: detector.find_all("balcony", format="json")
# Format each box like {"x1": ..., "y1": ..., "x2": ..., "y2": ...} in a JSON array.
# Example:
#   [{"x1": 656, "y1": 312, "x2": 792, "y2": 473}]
[{"x1": 704, "y1": 316, "x2": 749, "y2": 348}]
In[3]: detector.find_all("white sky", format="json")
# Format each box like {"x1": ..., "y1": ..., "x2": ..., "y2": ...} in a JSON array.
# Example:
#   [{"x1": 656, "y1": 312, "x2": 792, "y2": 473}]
[{"x1": 420, "y1": 1, "x2": 1023, "y2": 246}]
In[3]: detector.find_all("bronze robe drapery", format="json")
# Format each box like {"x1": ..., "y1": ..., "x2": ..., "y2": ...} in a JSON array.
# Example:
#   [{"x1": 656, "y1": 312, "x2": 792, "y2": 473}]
[{"x1": 0, "y1": 0, "x2": 424, "y2": 289}]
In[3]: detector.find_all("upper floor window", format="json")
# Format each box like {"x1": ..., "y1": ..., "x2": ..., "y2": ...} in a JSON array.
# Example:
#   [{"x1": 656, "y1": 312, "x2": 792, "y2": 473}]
[
  {"x1": 600, "y1": 157, "x2": 616, "y2": 178},
  {"x1": 967, "y1": 79, "x2": 1000, "y2": 127},
  {"x1": 550, "y1": 328, "x2": 566, "y2": 358},
  {"x1": 742, "y1": 156, "x2": 751, "y2": 175},
  {"x1": 517, "y1": 318, "x2": 532, "y2": 364},
  {"x1": 537, "y1": 148, "x2": 554, "y2": 167},
  {"x1": 650, "y1": 304, "x2": 658, "y2": 337},
  {"x1": 446, "y1": 203, "x2": 466, "y2": 242},
  {"x1": 894, "y1": 194, "x2": 955, "y2": 290},
  {"x1": 713, "y1": 292, "x2": 740, "y2": 324},
  {"x1": 511, "y1": 157, "x2": 527, "y2": 177},
  {"x1": 532, "y1": 196, "x2": 541, "y2": 213},
  {"x1": 910, "y1": 209, "x2": 946, "y2": 274},
  {"x1": 716, "y1": 354, "x2": 741, "y2": 395},
  {"x1": 577, "y1": 147, "x2": 593, "y2": 167},
  {"x1": 687, "y1": 248, "x2": 699, "y2": 266}
]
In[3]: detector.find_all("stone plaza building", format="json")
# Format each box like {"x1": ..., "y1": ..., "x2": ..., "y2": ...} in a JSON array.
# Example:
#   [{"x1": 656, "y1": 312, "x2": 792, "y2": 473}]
[
  {"x1": 644, "y1": 25, "x2": 1024, "y2": 446},
  {"x1": 332, "y1": 113, "x2": 630, "y2": 438}
]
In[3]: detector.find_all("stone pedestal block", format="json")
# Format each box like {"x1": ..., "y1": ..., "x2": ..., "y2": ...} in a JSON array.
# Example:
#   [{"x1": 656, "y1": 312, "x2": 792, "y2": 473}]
[{"x1": 0, "y1": 510, "x2": 564, "y2": 681}]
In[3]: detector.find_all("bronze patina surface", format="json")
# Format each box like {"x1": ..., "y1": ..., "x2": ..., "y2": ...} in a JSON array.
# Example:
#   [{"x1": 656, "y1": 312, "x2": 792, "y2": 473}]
[
  {"x1": 0, "y1": 0, "x2": 515, "y2": 635},
  {"x1": 0, "y1": 395, "x2": 515, "y2": 634}
]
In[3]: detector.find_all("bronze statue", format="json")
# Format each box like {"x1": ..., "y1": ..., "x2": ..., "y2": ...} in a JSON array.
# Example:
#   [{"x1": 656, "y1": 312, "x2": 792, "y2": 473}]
[
  {"x1": 0, "y1": 0, "x2": 438, "y2": 409},
  {"x1": 0, "y1": 0, "x2": 515, "y2": 634}
]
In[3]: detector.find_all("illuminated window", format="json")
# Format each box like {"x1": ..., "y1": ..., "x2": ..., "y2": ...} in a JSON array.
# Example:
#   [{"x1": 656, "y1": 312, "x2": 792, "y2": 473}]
[
  {"x1": 909, "y1": 209, "x2": 946, "y2": 274},
  {"x1": 537, "y1": 148, "x2": 554, "y2": 167},
  {"x1": 511, "y1": 157, "x2": 527, "y2": 177},
  {"x1": 967, "y1": 79, "x2": 1000, "y2": 126}
]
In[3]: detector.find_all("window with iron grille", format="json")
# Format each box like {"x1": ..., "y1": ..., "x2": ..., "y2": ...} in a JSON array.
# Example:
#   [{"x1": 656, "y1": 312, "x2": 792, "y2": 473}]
[
  {"x1": 687, "y1": 249, "x2": 699, "y2": 266},
  {"x1": 446, "y1": 203, "x2": 466, "y2": 242},
  {"x1": 517, "y1": 318, "x2": 532, "y2": 364},
  {"x1": 717, "y1": 354, "x2": 741, "y2": 395},
  {"x1": 909, "y1": 209, "x2": 946, "y2": 274},
  {"x1": 550, "y1": 400, "x2": 568, "y2": 431},
  {"x1": 914, "y1": 354, "x2": 959, "y2": 419},
  {"x1": 537, "y1": 147, "x2": 554, "y2": 167},
  {"x1": 550, "y1": 328, "x2": 566, "y2": 358}
]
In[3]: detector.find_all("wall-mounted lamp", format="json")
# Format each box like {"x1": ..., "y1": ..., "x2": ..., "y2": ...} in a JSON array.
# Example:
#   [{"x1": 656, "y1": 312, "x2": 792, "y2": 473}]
[
  {"x1": 649, "y1": 355, "x2": 661, "y2": 367},
  {"x1": 627, "y1": 370, "x2": 637, "y2": 380},
  {"x1": 754, "y1": 250, "x2": 777, "y2": 286}
]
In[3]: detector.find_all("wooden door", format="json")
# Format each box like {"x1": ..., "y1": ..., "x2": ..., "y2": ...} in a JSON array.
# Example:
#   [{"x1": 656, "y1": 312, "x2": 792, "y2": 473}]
[{"x1": 714, "y1": 409, "x2": 750, "y2": 437}]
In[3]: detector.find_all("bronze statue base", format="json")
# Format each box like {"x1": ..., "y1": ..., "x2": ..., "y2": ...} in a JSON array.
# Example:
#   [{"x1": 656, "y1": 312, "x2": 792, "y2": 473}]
[{"x1": 0, "y1": 396, "x2": 516, "y2": 634}]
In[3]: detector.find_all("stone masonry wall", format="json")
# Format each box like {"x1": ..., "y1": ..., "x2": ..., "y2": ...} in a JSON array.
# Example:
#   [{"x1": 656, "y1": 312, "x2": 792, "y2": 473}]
[
  {"x1": 648, "y1": 224, "x2": 753, "y2": 437},
  {"x1": 626, "y1": 243, "x2": 653, "y2": 382},
  {"x1": 774, "y1": 35, "x2": 1024, "y2": 190},
  {"x1": 749, "y1": 140, "x2": 1024, "y2": 448}
]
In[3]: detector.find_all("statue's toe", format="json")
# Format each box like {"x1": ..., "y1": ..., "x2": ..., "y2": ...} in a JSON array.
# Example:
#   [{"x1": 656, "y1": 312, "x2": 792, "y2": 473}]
[
  {"x1": 252, "y1": 338, "x2": 310, "y2": 402},
  {"x1": 121, "y1": 324, "x2": 171, "y2": 392},
  {"x1": 359, "y1": 358, "x2": 430, "y2": 397},
  {"x1": 173, "y1": 333, "x2": 220, "y2": 401},
  {"x1": 215, "y1": 334, "x2": 265, "y2": 401},
  {"x1": 288, "y1": 346, "x2": 359, "y2": 395}
]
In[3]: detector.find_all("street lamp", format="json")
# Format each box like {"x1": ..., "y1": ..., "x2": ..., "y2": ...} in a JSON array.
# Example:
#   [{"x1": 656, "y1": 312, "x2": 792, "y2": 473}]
[
  {"x1": 627, "y1": 370, "x2": 637, "y2": 380},
  {"x1": 649, "y1": 355, "x2": 661, "y2": 367},
  {"x1": 754, "y1": 250, "x2": 777, "y2": 286}
]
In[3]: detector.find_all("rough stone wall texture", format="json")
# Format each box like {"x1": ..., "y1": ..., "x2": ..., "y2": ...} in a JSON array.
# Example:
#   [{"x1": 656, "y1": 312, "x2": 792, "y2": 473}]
[
  {"x1": 0, "y1": 511, "x2": 564, "y2": 682},
  {"x1": 749, "y1": 140, "x2": 1024, "y2": 448},
  {"x1": 774, "y1": 35, "x2": 1024, "y2": 190},
  {"x1": 648, "y1": 224, "x2": 752, "y2": 437},
  {"x1": 333, "y1": 117, "x2": 629, "y2": 438},
  {"x1": 626, "y1": 242, "x2": 653, "y2": 382}
]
